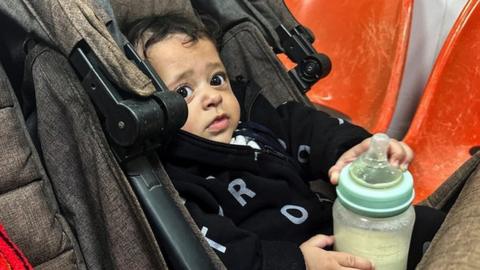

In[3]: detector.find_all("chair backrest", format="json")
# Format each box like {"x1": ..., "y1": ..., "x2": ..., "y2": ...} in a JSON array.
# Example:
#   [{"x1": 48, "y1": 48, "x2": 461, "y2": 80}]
[
  {"x1": 283, "y1": 0, "x2": 413, "y2": 133},
  {"x1": 403, "y1": 0, "x2": 480, "y2": 203}
]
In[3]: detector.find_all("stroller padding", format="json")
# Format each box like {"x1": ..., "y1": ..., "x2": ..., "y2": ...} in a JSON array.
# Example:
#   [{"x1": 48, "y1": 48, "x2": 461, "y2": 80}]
[
  {"x1": 221, "y1": 21, "x2": 309, "y2": 107},
  {"x1": 418, "y1": 152, "x2": 480, "y2": 269},
  {"x1": 0, "y1": 62, "x2": 82, "y2": 269},
  {"x1": 29, "y1": 44, "x2": 168, "y2": 269},
  {"x1": 192, "y1": 0, "x2": 300, "y2": 52},
  {"x1": 4, "y1": 0, "x2": 156, "y2": 97},
  {"x1": 110, "y1": 0, "x2": 197, "y2": 28}
]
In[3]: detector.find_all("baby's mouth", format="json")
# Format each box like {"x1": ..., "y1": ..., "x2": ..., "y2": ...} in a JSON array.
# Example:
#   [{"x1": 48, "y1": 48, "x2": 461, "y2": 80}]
[{"x1": 207, "y1": 114, "x2": 229, "y2": 133}]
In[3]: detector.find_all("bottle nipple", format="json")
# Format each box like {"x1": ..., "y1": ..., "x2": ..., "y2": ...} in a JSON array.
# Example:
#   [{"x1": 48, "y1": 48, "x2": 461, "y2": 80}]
[{"x1": 349, "y1": 133, "x2": 403, "y2": 186}]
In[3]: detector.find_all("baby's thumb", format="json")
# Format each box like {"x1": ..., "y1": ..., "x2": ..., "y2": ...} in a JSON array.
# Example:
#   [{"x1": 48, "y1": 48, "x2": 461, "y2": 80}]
[
  {"x1": 304, "y1": 234, "x2": 334, "y2": 248},
  {"x1": 328, "y1": 165, "x2": 342, "y2": 185}
]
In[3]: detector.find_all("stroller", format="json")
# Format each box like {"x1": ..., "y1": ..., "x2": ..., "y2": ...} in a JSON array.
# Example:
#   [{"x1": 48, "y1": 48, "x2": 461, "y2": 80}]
[{"x1": 0, "y1": 0, "x2": 479, "y2": 269}]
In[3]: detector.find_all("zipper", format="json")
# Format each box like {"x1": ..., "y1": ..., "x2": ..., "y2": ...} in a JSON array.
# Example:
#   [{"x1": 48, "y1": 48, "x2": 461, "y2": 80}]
[
  {"x1": 261, "y1": 146, "x2": 289, "y2": 161},
  {"x1": 256, "y1": 145, "x2": 303, "y2": 173}
]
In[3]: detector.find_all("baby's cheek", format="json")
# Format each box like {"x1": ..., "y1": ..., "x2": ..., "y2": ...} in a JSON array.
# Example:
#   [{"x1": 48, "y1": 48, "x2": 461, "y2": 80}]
[{"x1": 181, "y1": 118, "x2": 198, "y2": 135}]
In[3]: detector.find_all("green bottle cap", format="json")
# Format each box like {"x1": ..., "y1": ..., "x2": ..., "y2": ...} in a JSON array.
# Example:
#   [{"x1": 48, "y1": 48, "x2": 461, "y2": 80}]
[{"x1": 336, "y1": 133, "x2": 414, "y2": 218}]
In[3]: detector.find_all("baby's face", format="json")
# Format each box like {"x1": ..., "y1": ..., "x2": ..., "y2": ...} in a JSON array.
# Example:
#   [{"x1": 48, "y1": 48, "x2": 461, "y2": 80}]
[{"x1": 147, "y1": 34, "x2": 240, "y2": 144}]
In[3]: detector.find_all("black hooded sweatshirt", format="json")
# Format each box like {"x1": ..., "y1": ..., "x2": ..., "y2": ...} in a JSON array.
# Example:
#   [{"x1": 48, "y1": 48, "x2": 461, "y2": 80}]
[{"x1": 160, "y1": 81, "x2": 371, "y2": 270}]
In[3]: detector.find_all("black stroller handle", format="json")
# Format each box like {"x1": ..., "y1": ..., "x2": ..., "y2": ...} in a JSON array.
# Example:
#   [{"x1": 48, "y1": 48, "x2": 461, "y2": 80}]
[
  {"x1": 276, "y1": 24, "x2": 332, "y2": 93},
  {"x1": 125, "y1": 155, "x2": 217, "y2": 270}
]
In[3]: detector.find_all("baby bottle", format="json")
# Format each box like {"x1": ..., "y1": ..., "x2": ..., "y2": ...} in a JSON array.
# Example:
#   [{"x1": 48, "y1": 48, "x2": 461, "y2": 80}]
[{"x1": 332, "y1": 133, "x2": 415, "y2": 270}]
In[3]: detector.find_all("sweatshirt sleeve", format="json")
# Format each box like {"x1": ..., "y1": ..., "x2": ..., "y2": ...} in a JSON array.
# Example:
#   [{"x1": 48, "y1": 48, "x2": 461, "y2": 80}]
[
  {"x1": 274, "y1": 101, "x2": 371, "y2": 181},
  {"x1": 187, "y1": 202, "x2": 306, "y2": 270}
]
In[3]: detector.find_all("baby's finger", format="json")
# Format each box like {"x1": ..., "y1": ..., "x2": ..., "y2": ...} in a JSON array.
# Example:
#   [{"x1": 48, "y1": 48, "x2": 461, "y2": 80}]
[
  {"x1": 331, "y1": 252, "x2": 374, "y2": 270},
  {"x1": 329, "y1": 137, "x2": 372, "y2": 184},
  {"x1": 387, "y1": 139, "x2": 406, "y2": 168},
  {"x1": 304, "y1": 234, "x2": 334, "y2": 248},
  {"x1": 399, "y1": 141, "x2": 414, "y2": 170},
  {"x1": 328, "y1": 164, "x2": 342, "y2": 185},
  {"x1": 329, "y1": 158, "x2": 355, "y2": 185}
]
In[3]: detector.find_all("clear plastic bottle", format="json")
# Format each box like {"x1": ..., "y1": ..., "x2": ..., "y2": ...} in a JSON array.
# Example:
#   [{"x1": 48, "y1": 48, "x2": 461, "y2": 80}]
[{"x1": 333, "y1": 133, "x2": 415, "y2": 270}]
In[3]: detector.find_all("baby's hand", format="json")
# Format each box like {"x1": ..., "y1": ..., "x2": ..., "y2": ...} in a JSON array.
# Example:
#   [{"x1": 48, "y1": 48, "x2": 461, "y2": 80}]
[
  {"x1": 300, "y1": 235, "x2": 374, "y2": 270},
  {"x1": 328, "y1": 137, "x2": 414, "y2": 185}
]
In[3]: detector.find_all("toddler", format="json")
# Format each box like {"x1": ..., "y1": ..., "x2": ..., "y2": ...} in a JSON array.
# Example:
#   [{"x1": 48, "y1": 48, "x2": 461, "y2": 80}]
[{"x1": 126, "y1": 13, "x2": 442, "y2": 270}]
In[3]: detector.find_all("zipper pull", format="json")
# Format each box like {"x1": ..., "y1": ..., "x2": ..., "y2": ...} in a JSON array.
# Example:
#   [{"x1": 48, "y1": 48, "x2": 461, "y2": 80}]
[{"x1": 254, "y1": 151, "x2": 259, "y2": 161}]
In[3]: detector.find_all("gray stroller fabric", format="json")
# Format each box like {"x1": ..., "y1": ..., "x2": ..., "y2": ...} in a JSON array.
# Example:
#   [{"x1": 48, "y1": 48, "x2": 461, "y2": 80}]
[
  {"x1": 417, "y1": 152, "x2": 480, "y2": 269},
  {"x1": 29, "y1": 44, "x2": 167, "y2": 269},
  {"x1": 109, "y1": 0, "x2": 197, "y2": 28},
  {"x1": 0, "y1": 62, "x2": 83, "y2": 269},
  {"x1": 220, "y1": 21, "x2": 308, "y2": 107},
  {"x1": 0, "y1": 0, "x2": 155, "y2": 96},
  {"x1": 191, "y1": 0, "x2": 303, "y2": 52},
  {"x1": 420, "y1": 152, "x2": 480, "y2": 211}
]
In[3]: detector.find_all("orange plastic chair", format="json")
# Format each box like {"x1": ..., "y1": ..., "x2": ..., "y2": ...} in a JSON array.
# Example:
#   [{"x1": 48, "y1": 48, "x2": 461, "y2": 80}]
[
  {"x1": 403, "y1": 0, "x2": 480, "y2": 204},
  {"x1": 283, "y1": 0, "x2": 413, "y2": 133}
]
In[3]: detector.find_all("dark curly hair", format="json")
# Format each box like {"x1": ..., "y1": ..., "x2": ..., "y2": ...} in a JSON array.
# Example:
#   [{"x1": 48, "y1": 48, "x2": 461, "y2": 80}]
[{"x1": 124, "y1": 12, "x2": 220, "y2": 58}]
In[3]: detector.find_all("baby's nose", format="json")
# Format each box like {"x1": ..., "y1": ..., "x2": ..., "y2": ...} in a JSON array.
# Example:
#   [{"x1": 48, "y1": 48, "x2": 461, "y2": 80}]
[{"x1": 203, "y1": 89, "x2": 222, "y2": 109}]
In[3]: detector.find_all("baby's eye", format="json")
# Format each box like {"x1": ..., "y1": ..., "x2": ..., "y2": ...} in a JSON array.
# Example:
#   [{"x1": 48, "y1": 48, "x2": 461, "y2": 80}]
[
  {"x1": 175, "y1": 85, "x2": 194, "y2": 100},
  {"x1": 210, "y1": 73, "x2": 226, "y2": 86}
]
